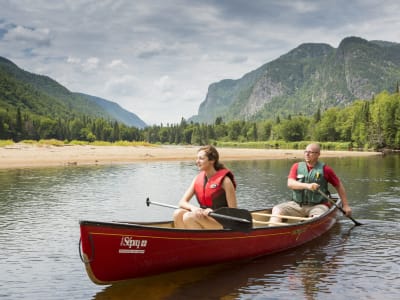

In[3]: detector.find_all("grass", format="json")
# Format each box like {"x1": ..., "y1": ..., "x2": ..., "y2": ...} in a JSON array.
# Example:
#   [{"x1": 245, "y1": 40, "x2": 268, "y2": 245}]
[
  {"x1": 0, "y1": 139, "x2": 368, "y2": 151},
  {"x1": 0, "y1": 139, "x2": 156, "y2": 148},
  {"x1": 0, "y1": 139, "x2": 14, "y2": 147},
  {"x1": 216, "y1": 140, "x2": 355, "y2": 151}
]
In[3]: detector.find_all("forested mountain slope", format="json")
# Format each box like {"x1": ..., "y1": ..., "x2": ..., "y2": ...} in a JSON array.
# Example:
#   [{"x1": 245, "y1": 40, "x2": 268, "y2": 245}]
[
  {"x1": 191, "y1": 36, "x2": 400, "y2": 123},
  {"x1": 0, "y1": 56, "x2": 146, "y2": 128}
]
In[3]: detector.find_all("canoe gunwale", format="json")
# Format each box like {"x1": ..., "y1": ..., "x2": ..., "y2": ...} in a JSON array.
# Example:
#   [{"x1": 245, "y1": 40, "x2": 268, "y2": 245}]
[{"x1": 79, "y1": 197, "x2": 341, "y2": 232}]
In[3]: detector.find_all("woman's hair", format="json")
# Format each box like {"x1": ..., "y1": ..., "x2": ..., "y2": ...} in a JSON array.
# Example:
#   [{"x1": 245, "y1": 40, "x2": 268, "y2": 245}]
[{"x1": 198, "y1": 145, "x2": 225, "y2": 170}]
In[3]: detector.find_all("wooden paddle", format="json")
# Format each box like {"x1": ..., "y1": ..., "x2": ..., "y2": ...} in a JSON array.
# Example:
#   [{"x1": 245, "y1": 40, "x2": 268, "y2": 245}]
[
  {"x1": 317, "y1": 189, "x2": 363, "y2": 226},
  {"x1": 146, "y1": 198, "x2": 253, "y2": 232}
]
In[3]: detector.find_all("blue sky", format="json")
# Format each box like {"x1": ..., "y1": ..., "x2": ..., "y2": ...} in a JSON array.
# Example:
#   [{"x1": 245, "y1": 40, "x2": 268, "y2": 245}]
[{"x1": 1, "y1": 0, "x2": 399, "y2": 124}]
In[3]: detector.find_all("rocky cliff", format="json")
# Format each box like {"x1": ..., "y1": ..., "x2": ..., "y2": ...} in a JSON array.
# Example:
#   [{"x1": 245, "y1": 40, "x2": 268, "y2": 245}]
[{"x1": 190, "y1": 36, "x2": 400, "y2": 123}]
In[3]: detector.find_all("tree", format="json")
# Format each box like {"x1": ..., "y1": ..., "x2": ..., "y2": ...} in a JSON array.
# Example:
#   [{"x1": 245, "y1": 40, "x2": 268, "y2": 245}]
[
  {"x1": 228, "y1": 121, "x2": 242, "y2": 141},
  {"x1": 280, "y1": 116, "x2": 308, "y2": 142},
  {"x1": 15, "y1": 107, "x2": 23, "y2": 141},
  {"x1": 191, "y1": 125, "x2": 201, "y2": 145},
  {"x1": 215, "y1": 116, "x2": 223, "y2": 125},
  {"x1": 258, "y1": 120, "x2": 273, "y2": 141},
  {"x1": 369, "y1": 92, "x2": 400, "y2": 148},
  {"x1": 245, "y1": 123, "x2": 257, "y2": 141},
  {"x1": 313, "y1": 102, "x2": 321, "y2": 122},
  {"x1": 349, "y1": 101, "x2": 370, "y2": 148},
  {"x1": 159, "y1": 127, "x2": 169, "y2": 143},
  {"x1": 69, "y1": 118, "x2": 84, "y2": 140},
  {"x1": 314, "y1": 108, "x2": 340, "y2": 142},
  {"x1": 38, "y1": 117, "x2": 57, "y2": 139},
  {"x1": 0, "y1": 109, "x2": 10, "y2": 139},
  {"x1": 112, "y1": 121, "x2": 120, "y2": 142}
]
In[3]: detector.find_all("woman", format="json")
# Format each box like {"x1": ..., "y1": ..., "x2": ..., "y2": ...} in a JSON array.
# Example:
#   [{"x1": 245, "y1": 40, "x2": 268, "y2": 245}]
[{"x1": 173, "y1": 145, "x2": 237, "y2": 229}]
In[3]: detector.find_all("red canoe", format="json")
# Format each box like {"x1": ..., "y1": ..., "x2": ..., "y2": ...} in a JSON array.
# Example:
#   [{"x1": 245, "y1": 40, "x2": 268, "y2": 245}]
[{"x1": 79, "y1": 198, "x2": 340, "y2": 284}]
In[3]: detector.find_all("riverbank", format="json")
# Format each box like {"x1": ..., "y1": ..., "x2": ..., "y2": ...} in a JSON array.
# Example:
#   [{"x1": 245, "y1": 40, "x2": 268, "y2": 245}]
[{"x1": 0, "y1": 143, "x2": 381, "y2": 169}]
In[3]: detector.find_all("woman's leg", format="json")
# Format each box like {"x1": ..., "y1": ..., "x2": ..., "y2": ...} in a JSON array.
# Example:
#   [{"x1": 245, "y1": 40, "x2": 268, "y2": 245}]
[
  {"x1": 173, "y1": 208, "x2": 187, "y2": 228},
  {"x1": 182, "y1": 212, "x2": 223, "y2": 229}
]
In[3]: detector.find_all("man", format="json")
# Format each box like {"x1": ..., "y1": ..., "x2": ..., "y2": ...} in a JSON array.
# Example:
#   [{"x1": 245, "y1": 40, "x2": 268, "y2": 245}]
[{"x1": 270, "y1": 143, "x2": 352, "y2": 224}]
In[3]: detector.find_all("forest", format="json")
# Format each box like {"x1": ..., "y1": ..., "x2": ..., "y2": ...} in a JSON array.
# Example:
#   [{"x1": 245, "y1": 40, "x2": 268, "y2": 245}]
[{"x1": 1, "y1": 91, "x2": 399, "y2": 150}]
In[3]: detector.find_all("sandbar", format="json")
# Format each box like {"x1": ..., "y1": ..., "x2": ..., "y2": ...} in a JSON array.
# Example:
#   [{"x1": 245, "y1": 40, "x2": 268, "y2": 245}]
[{"x1": 0, "y1": 143, "x2": 381, "y2": 169}]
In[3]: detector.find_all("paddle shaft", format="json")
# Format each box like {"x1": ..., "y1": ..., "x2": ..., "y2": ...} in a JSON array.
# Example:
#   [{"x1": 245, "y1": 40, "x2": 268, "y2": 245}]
[
  {"x1": 146, "y1": 198, "x2": 251, "y2": 224},
  {"x1": 317, "y1": 189, "x2": 362, "y2": 226}
]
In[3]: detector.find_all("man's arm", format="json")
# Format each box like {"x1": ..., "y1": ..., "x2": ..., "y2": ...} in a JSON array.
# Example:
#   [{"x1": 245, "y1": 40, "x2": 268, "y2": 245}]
[
  {"x1": 288, "y1": 178, "x2": 320, "y2": 191},
  {"x1": 334, "y1": 181, "x2": 352, "y2": 216}
]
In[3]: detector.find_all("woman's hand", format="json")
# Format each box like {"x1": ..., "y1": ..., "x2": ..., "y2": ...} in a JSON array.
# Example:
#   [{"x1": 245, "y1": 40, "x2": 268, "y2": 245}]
[
  {"x1": 190, "y1": 207, "x2": 209, "y2": 218},
  {"x1": 202, "y1": 208, "x2": 213, "y2": 216}
]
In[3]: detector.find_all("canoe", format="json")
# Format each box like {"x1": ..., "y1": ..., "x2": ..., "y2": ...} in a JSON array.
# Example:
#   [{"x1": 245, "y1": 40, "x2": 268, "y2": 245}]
[{"x1": 79, "y1": 197, "x2": 341, "y2": 284}]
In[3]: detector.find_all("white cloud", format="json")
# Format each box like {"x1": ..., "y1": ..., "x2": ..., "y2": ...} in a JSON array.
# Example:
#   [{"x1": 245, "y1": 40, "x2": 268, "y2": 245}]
[
  {"x1": 82, "y1": 57, "x2": 99, "y2": 72},
  {"x1": 1, "y1": 0, "x2": 400, "y2": 125},
  {"x1": 104, "y1": 75, "x2": 139, "y2": 97},
  {"x1": 67, "y1": 56, "x2": 81, "y2": 64},
  {"x1": 4, "y1": 25, "x2": 51, "y2": 47},
  {"x1": 107, "y1": 59, "x2": 127, "y2": 69},
  {"x1": 154, "y1": 76, "x2": 174, "y2": 93}
]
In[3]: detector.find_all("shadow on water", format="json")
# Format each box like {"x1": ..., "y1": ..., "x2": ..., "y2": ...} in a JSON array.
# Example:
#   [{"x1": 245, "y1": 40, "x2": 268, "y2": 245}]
[{"x1": 93, "y1": 223, "x2": 358, "y2": 300}]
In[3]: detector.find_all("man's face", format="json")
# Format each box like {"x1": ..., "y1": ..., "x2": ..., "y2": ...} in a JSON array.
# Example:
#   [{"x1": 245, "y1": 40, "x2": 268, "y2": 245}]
[{"x1": 304, "y1": 146, "x2": 320, "y2": 164}]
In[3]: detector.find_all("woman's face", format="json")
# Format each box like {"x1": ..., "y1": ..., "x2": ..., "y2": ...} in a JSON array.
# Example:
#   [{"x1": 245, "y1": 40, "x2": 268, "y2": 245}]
[{"x1": 196, "y1": 150, "x2": 214, "y2": 171}]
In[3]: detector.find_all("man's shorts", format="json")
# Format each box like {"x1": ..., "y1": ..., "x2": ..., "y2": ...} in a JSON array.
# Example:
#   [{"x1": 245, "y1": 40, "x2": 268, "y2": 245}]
[{"x1": 273, "y1": 201, "x2": 329, "y2": 218}]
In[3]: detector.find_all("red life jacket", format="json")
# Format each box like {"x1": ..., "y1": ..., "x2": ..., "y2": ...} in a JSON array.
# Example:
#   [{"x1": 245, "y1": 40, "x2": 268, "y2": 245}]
[{"x1": 194, "y1": 169, "x2": 236, "y2": 209}]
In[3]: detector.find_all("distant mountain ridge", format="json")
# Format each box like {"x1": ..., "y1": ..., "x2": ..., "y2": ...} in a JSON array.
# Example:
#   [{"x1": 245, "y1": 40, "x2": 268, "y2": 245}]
[
  {"x1": 0, "y1": 56, "x2": 146, "y2": 128},
  {"x1": 190, "y1": 36, "x2": 400, "y2": 123},
  {"x1": 75, "y1": 93, "x2": 147, "y2": 128}
]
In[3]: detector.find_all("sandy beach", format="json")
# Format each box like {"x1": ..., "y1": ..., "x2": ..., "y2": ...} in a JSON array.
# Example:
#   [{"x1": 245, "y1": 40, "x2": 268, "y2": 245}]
[{"x1": 0, "y1": 143, "x2": 381, "y2": 169}]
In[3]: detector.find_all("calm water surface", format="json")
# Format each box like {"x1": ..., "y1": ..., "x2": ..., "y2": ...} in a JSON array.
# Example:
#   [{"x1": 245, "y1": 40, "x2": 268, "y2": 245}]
[{"x1": 0, "y1": 155, "x2": 399, "y2": 299}]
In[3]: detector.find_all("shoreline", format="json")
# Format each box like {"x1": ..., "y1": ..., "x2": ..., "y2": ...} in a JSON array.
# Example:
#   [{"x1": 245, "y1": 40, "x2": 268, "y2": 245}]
[{"x1": 0, "y1": 143, "x2": 381, "y2": 169}]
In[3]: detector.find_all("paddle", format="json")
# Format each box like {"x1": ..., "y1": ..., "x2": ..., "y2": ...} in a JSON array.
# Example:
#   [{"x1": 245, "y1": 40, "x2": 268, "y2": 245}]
[
  {"x1": 146, "y1": 198, "x2": 253, "y2": 232},
  {"x1": 317, "y1": 189, "x2": 363, "y2": 226}
]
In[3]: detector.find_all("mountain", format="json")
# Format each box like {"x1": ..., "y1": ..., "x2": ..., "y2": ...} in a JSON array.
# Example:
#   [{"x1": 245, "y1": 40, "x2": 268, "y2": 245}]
[
  {"x1": 75, "y1": 93, "x2": 147, "y2": 128},
  {"x1": 190, "y1": 36, "x2": 400, "y2": 123},
  {"x1": 0, "y1": 56, "x2": 147, "y2": 128}
]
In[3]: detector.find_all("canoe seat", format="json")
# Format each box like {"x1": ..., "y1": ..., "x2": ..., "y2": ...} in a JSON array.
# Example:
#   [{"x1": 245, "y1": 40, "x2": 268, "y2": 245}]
[
  {"x1": 252, "y1": 219, "x2": 287, "y2": 226},
  {"x1": 250, "y1": 210, "x2": 310, "y2": 227},
  {"x1": 251, "y1": 209, "x2": 287, "y2": 227}
]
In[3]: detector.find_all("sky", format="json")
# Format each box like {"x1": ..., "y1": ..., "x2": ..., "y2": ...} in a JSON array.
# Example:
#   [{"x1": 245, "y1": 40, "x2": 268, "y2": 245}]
[{"x1": 1, "y1": 0, "x2": 400, "y2": 125}]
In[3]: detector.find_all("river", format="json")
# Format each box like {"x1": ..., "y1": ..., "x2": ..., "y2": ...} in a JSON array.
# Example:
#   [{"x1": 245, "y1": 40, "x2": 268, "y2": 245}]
[{"x1": 0, "y1": 154, "x2": 399, "y2": 299}]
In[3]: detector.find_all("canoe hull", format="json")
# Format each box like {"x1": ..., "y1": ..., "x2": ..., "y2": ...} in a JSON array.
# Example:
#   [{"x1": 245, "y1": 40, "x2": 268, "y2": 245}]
[{"x1": 79, "y1": 202, "x2": 339, "y2": 284}]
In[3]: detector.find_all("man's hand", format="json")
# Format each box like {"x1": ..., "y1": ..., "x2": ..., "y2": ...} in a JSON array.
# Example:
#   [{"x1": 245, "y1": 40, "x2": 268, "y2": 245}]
[
  {"x1": 308, "y1": 183, "x2": 320, "y2": 191},
  {"x1": 342, "y1": 204, "x2": 352, "y2": 216}
]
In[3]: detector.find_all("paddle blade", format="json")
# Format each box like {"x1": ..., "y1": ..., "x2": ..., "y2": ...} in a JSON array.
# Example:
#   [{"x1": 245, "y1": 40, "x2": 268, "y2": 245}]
[{"x1": 212, "y1": 207, "x2": 253, "y2": 232}]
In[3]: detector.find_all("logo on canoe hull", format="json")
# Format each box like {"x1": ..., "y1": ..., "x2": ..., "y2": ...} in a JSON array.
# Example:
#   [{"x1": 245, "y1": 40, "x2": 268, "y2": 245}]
[
  {"x1": 119, "y1": 236, "x2": 148, "y2": 254},
  {"x1": 291, "y1": 228, "x2": 307, "y2": 240}
]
